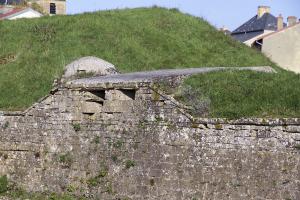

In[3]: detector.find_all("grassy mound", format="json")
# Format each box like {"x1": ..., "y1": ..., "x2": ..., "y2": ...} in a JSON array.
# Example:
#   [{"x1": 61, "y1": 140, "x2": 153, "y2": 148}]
[
  {"x1": 182, "y1": 70, "x2": 300, "y2": 118},
  {"x1": 0, "y1": 7, "x2": 273, "y2": 110},
  {"x1": 1, "y1": 7, "x2": 299, "y2": 118}
]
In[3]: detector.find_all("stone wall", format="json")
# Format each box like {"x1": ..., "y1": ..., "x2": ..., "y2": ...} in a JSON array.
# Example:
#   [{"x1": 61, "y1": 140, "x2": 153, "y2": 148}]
[{"x1": 0, "y1": 82, "x2": 300, "y2": 199}]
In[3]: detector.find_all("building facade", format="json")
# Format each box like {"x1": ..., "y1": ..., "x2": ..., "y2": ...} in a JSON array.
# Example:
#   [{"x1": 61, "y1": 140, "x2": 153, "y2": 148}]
[
  {"x1": 257, "y1": 23, "x2": 300, "y2": 73},
  {"x1": 0, "y1": 0, "x2": 66, "y2": 15},
  {"x1": 34, "y1": 0, "x2": 66, "y2": 15}
]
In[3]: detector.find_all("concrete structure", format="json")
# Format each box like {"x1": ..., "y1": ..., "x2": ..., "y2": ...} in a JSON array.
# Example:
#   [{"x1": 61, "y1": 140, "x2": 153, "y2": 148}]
[
  {"x1": 0, "y1": 6, "x2": 42, "y2": 20},
  {"x1": 231, "y1": 6, "x2": 284, "y2": 46},
  {"x1": 256, "y1": 22, "x2": 300, "y2": 73},
  {"x1": 1, "y1": 58, "x2": 299, "y2": 200},
  {"x1": 62, "y1": 56, "x2": 118, "y2": 81}
]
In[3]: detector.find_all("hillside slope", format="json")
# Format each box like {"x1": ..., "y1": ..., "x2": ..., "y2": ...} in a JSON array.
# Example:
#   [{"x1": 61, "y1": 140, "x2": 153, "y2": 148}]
[{"x1": 0, "y1": 7, "x2": 273, "y2": 110}]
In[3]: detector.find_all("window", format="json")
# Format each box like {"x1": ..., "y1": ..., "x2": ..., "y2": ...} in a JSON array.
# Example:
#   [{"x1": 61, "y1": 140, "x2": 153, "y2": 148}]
[
  {"x1": 50, "y1": 3, "x2": 56, "y2": 14},
  {"x1": 119, "y1": 89, "x2": 136, "y2": 100},
  {"x1": 89, "y1": 90, "x2": 106, "y2": 100}
]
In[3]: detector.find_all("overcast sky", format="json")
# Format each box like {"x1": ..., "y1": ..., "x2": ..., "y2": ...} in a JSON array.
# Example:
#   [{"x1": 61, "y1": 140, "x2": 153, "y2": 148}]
[{"x1": 67, "y1": 0, "x2": 300, "y2": 30}]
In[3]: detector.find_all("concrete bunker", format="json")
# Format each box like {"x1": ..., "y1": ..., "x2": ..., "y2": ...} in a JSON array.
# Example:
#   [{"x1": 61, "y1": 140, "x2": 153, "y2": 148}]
[
  {"x1": 64, "y1": 57, "x2": 275, "y2": 118},
  {"x1": 62, "y1": 56, "x2": 118, "y2": 82}
]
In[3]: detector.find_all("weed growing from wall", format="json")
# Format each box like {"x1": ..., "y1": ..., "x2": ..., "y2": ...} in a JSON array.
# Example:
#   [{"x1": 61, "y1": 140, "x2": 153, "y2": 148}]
[
  {"x1": 93, "y1": 136, "x2": 100, "y2": 144},
  {"x1": 111, "y1": 155, "x2": 118, "y2": 163},
  {"x1": 72, "y1": 123, "x2": 81, "y2": 132},
  {"x1": 58, "y1": 153, "x2": 73, "y2": 168},
  {"x1": 113, "y1": 139, "x2": 123, "y2": 149},
  {"x1": 124, "y1": 160, "x2": 135, "y2": 169},
  {"x1": 2, "y1": 122, "x2": 9, "y2": 130},
  {"x1": 294, "y1": 144, "x2": 300, "y2": 150},
  {"x1": 87, "y1": 165, "x2": 109, "y2": 187},
  {"x1": 0, "y1": 175, "x2": 8, "y2": 194}
]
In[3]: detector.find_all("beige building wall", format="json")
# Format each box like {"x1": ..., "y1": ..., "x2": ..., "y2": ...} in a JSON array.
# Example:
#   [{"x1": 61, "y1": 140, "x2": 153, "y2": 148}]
[
  {"x1": 36, "y1": 0, "x2": 66, "y2": 15},
  {"x1": 262, "y1": 24, "x2": 300, "y2": 73}
]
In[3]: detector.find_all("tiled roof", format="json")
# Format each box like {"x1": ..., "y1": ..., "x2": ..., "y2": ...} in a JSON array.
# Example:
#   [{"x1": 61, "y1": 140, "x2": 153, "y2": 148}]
[
  {"x1": 0, "y1": 0, "x2": 23, "y2": 4},
  {"x1": 0, "y1": 6, "x2": 25, "y2": 19},
  {"x1": 231, "y1": 30, "x2": 264, "y2": 43},
  {"x1": 232, "y1": 13, "x2": 285, "y2": 34}
]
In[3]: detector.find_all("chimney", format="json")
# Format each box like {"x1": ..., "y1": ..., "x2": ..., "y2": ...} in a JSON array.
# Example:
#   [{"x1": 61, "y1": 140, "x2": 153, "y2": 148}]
[
  {"x1": 277, "y1": 14, "x2": 284, "y2": 30},
  {"x1": 287, "y1": 16, "x2": 297, "y2": 26},
  {"x1": 257, "y1": 6, "x2": 270, "y2": 18}
]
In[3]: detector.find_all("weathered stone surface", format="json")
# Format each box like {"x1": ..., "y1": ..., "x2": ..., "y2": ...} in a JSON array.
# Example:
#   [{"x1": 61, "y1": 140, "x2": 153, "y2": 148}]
[
  {"x1": 0, "y1": 67, "x2": 299, "y2": 200},
  {"x1": 68, "y1": 66, "x2": 276, "y2": 89},
  {"x1": 63, "y1": 56, "x2": 118, "y2": 80}
]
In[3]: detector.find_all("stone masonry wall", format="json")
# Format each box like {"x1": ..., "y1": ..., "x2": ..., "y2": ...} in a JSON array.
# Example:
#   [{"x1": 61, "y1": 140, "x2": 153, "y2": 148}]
[{"x1": 0, "y1": 83, "x2": 300, "y2": 200}]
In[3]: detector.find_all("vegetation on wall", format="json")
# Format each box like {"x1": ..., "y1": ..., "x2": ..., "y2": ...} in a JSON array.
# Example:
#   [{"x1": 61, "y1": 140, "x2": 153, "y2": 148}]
[{"x1": 0, "y1": 175, "x2": 8, "y2": 194}]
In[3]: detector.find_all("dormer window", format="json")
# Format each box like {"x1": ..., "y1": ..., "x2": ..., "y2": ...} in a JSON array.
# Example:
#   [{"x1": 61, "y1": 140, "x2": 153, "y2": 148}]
[{"x1": 50, "y1": 3, "x2": 56, "y2": 14}]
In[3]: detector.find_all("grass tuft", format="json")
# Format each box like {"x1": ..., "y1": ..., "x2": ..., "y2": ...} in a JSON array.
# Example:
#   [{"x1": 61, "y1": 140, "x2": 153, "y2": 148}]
[{"x1": 0, "y1": 175, "x2": 8, "y2": 194}]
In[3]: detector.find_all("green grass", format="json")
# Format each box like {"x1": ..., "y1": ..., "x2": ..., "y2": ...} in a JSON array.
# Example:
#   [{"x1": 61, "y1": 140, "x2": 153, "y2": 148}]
[
  {"x1": 0, "y1": 175, "x2": 8, "y2": 194},
  {"x1": 182, "y1": 70, "x2": 300, "y2": 118},
  {"x1": 0, "y1": 7, "x2": 273, "y2": 111},
  {"x1": 0, "y1": 175, "x2": 83, "y2": 200},
  {"x1": 1, "y1": 7, "x2": 299, "y2": 118},
  {"x1": 1, "y1": 189, "x2": 87, "y2": 200}
]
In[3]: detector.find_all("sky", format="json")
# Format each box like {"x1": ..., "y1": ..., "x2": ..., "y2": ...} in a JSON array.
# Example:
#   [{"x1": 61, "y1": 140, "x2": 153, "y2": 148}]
[{"x1": 67, "y1": 0, "x2": 300, "y2": 31}]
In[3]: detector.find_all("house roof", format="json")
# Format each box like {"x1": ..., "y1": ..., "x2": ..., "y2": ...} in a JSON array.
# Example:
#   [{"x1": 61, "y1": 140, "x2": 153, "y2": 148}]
[
  {"x1": 0, "y1": 6, "x2": 24, "y2": 19},
  {"x1": 0, "y1": 0, "x2": 23, "y2": 5},
  {"x1": 0, "y1": 6, "x2": 42, "y2": 19},
  {"x1": 231, "y1": 30, "x2": 264, "y2": 43},
  {"x1": 232, "y1": 13, "x2": 285, "y2": 34},
  {"x1": 256, "y1": 21, "x2": 300, "y2": 40}
]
